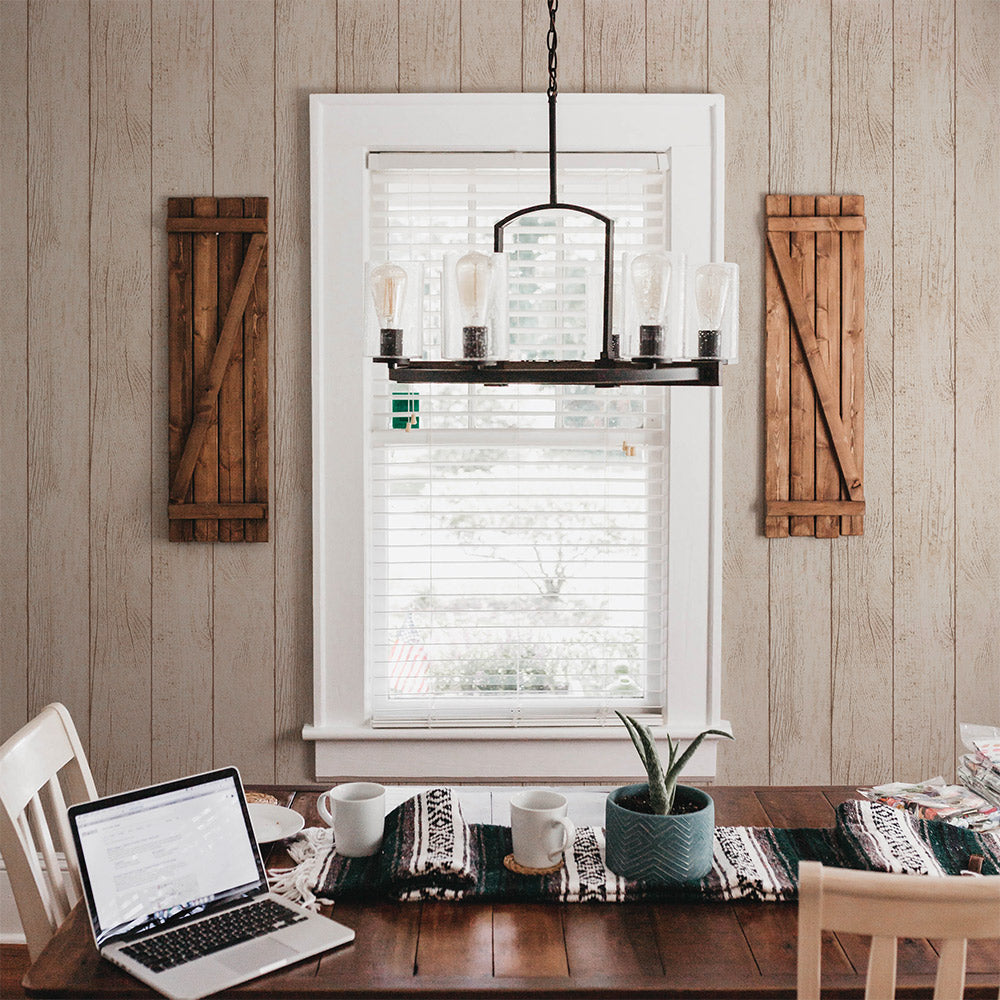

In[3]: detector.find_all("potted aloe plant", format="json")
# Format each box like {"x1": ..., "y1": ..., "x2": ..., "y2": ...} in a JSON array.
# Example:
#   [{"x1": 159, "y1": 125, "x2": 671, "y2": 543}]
[{"x1": 605, "y1": 712, "x2": 733, "y2": 884}]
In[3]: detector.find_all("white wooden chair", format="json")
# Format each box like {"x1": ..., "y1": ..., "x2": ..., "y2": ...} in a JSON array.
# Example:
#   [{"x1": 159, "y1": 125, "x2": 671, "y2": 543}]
[
  {"x1": 0, "y1": 702, "x2": 98, "y2": 961},
  {"x1": 798, "y1": 859, "x2": 1000, "y2": 999}
]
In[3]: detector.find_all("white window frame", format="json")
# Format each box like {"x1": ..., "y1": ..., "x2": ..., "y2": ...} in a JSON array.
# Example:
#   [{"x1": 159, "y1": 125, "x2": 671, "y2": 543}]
[{"x1": 305, "y1": 94, "x2": 729, "y2": 781}]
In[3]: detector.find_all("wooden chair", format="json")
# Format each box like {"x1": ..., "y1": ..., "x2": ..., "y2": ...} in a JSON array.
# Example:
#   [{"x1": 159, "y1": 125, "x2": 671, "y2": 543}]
[
  {"x1": 798, "y1": 859, "x2": 1000, "y2": 999},
  {"x1": 0, "y1": 702, "x2": 98, "y2": 961}
]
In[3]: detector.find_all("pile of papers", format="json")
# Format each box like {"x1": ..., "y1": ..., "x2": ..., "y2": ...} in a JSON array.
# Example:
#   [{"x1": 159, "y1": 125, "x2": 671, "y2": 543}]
[
  {"x1": 857, "y1": 725, "x2": 1000, "y2": 833},
  {"x1": 859, "y1": 778, "x2": 1000, "y2": 832},
  {"x1": 958, "y1": 726, "x2": 1000, "y2": 813}
]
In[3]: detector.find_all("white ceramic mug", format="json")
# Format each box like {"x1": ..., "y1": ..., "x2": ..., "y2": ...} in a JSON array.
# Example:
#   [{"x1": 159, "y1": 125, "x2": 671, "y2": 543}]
[
  {"x1": 317, "y1": 781, "x2": 386, "y2": 857},
  {"x1": 510, "y1": 789, "x2": 576, "y2": 870}
]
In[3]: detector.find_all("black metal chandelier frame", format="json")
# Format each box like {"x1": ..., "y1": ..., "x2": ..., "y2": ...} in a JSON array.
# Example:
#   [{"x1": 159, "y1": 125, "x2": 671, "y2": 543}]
[{"x1": 376, "y1": 0, "x2": 721, "y2": 388}]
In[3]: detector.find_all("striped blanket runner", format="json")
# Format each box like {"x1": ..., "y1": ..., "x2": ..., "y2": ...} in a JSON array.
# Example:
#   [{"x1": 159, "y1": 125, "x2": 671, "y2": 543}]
[{"x1": 269, "y1": 787, "x2": 1000, "y2": 907}]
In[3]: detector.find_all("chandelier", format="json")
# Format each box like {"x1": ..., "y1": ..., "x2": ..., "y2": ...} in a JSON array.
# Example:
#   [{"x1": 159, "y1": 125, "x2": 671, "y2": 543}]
[{"x1": 367, "y1": 0, "x2": 738, "y2": 388}]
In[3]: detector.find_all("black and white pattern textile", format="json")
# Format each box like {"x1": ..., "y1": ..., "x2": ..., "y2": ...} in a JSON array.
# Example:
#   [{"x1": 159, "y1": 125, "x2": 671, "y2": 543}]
[
  {"x1": 269, "y1": 790, "x2": 999, "y2": 908},
  {"x1": 560, "y1": 826, "x2": 626, "y2": 903},
  {"x1": 836, "y1": 799, "x2": 947, "y2": 874},
  {"x1": 837, "y1": 799, "x2": 1000, "y2": 876},
  {"x1": 388, "y1": 787, "x2": 475, "y2": 900}
]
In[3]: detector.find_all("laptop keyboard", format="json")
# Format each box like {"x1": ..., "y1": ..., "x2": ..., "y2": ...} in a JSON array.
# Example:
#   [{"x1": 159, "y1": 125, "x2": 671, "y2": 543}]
[{"x1": 121, "y1": 899, "x2": 307, "y2": 972}]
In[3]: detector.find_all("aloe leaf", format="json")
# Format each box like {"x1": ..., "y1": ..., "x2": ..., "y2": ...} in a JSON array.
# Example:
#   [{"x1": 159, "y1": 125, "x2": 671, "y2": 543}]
[
  {"x1": 661, "y1": 734, "x2": 679, "y2": 813},
  {"x1": 666, "y1": 734, "x2": 679, "y2": 771},
  {"x1": 617, "y1": 712, "x2": 669, "y2": 813},
  {"x1": 666, "y1": 728, "x2": 734, "y2": 784},
  {"x1": 634, "y1": 720, "x2": 668, "y2": 813},
  {"x1": 615, "y1": 711, "x2": 648, "y2": 771},
  {"x1": 632, "y1": 721, "x2": 663, "y2": 786},
  {"x1": 662, "y1": 775, "x2": 677, "y2": 814}
]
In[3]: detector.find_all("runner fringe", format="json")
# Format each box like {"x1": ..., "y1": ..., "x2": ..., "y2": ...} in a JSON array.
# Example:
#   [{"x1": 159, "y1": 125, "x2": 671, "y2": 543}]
[{"x1": 267, "y1": 827, "x2": 336, "y2": 910}]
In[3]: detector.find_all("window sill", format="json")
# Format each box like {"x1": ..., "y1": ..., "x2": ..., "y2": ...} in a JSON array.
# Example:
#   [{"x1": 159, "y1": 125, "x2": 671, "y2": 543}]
[{"x1": 301, "y1": 723, "x2": 732, "y2": 783}]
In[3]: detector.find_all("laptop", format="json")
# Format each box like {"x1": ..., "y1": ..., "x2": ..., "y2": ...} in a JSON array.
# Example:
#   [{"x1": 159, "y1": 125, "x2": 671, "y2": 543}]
[{"x1": 68, "y1": 767, "x2": 354, "y2": 1000}]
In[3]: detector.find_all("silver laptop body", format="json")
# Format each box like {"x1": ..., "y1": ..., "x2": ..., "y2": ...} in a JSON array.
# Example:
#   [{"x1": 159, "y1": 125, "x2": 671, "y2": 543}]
[{"x1": 68, "y1": 767, "x2": 354, "y2": 1000}]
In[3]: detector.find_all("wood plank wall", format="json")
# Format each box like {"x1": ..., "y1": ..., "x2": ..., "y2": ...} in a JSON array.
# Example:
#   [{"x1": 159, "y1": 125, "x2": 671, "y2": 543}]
[{"x1": 1, "y1": 0, "x2": 997, "y2": 792}]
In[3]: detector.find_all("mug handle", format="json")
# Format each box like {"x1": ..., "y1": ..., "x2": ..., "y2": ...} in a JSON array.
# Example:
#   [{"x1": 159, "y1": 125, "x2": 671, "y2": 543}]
[
  {"x1": 549, "y1": 817, "x2": 576, "y2": 862},
  {"x1": 317, "y1": 791, "x2": 335, "y2": 828}
]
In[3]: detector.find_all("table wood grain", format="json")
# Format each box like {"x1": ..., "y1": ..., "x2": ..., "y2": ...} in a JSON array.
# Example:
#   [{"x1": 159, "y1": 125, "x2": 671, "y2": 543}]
[{"x1": 21, "y1": 786, "x2": 1000, "y2": 998}]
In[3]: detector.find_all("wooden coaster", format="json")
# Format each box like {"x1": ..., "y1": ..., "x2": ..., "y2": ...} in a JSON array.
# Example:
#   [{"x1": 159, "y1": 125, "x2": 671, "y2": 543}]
[
  {"x1": 245, "y1": 791, "x2": 279, "y2": 805},
  {"x1": 503, "y1": 853, "x2": 563, "y2": 876}
]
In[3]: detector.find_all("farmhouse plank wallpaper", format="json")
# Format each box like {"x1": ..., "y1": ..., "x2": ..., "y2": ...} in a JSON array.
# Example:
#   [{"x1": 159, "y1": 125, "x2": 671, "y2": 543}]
[{"x1": 1, "y1": 0, "x2": 997, "y2": 793}]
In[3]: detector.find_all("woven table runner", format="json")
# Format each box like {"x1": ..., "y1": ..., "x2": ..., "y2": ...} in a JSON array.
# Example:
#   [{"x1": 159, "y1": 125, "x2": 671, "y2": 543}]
[{"x1": 268, "y1": 788, "x2": 1000, "y2": 908}]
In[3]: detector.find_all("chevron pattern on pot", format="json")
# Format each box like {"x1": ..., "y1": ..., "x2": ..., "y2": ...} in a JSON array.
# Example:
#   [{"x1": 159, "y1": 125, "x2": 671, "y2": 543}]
[{"x1": 605, "y1": 811, "x2": 713, "y2": 883}]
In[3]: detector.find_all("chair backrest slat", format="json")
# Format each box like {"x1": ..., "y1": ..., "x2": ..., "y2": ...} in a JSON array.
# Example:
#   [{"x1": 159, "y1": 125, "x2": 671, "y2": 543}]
[
  {"x1": 42, "y1": 772, "x2": 81, "y2": 904},
  {"x1": 12, "y1": 802, "x2": 61, "y2": 935},
  {"x1": 865, "y1": 935, "x2": 897, "y2": 999},
  {"x1": 933, "y1": 938, "x2": 967, "y2": 1000},
  {"x1": 25, "y1": 792, "x2": 72, "y2": 925}
]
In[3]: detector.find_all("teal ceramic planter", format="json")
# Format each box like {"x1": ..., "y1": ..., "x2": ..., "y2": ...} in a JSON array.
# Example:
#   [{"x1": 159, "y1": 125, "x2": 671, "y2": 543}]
[{"x1": 605, "y1": 783, "x2": 714, "y2": 884}]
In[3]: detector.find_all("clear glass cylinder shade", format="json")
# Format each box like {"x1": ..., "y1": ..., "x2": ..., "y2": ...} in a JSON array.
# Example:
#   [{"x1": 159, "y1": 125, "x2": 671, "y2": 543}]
[
  {"x1": 683, "y1": 261, "x2": 739, "y2": 362},
  {"x1": 364, "y1": 261, "x2": 423, "y2": 358},
  {"x1": 442, "y1": 250, "x2": 507, "y2": 360},
  {"x1": 622, "y1": 251, "x2": 686, "y2": 360}
]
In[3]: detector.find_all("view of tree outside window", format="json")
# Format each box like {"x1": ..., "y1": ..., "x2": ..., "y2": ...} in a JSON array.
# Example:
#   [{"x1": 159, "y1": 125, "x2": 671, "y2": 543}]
[{"x1": 368, "y1": 161, "x2": 668, "y2": 724}]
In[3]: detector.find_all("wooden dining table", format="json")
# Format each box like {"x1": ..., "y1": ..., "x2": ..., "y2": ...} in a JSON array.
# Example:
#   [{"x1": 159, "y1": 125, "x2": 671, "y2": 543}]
[{"x1": 21, "y1": 784, "x2": 1000, "y2": 998}]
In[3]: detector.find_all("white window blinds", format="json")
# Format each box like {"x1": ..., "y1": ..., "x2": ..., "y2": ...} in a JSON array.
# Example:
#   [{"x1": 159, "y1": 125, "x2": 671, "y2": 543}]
[{"x1": 367, "y1": 155, "x2": 670, "y2": 726}]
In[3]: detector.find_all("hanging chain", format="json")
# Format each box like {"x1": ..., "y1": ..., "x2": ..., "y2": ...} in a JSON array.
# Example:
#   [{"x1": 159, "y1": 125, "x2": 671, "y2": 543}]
[{"x1": 547, "y1": 0, "x2": 559, "y2": 99}]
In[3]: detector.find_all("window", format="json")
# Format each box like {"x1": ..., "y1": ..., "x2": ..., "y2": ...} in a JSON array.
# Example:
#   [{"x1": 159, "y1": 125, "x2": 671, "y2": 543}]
[
  {"x1": 308, "y1": 95, "x2": 727, "y2": 780},
  {"x1": 368, "y1": 157, "x2": 670, "y2": 726}
]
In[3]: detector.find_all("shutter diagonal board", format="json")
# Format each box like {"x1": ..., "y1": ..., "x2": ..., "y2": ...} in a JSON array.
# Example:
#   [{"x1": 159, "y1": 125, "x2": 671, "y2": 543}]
[
  {"x1": 167, "y1": 197, "x2": 269, "y2": 541},
  {"x1": 764, "y1": 195, "x2": 865, "y2": 537}
]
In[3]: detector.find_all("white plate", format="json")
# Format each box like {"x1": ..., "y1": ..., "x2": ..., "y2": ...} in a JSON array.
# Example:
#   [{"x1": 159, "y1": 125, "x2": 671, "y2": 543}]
[{"x1": 247, "y1": 803, "x2": 305, "y2": 844}]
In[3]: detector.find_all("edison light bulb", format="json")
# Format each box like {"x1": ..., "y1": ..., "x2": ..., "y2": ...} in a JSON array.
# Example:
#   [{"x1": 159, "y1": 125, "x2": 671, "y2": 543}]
[
  {"x1": 370, "y1": 262, "x2": 407, "y2": 357},
  {"x1": 631, "y1": 253, "x2": 672, "y2": 358},
  {"x1": 455, "y1": 251, "x2": 494, "y2": 358},
  {"x1": 694, "y1": 263, "x2": 731, "y2": 359}
]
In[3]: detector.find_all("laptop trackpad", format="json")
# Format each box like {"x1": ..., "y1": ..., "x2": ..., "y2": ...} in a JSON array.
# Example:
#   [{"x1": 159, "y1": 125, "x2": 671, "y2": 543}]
[{"x1": 217, "y1": 936, "x2": 298, "y2": 972}]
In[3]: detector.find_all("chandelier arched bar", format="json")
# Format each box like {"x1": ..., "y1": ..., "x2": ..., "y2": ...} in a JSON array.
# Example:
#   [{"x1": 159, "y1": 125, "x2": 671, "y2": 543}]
[
  {"x1": 371, "y1": 0, "x2": 735, "y2": 388},
  {"x1": 494, "y1": 204, "x2": 616, "y2": 365}
]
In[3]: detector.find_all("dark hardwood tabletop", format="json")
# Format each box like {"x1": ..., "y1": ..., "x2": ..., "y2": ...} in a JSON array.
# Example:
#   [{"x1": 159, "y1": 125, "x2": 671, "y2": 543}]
[{"x1": 22, "y1": 785, "x2": 1000, "y2": 998}]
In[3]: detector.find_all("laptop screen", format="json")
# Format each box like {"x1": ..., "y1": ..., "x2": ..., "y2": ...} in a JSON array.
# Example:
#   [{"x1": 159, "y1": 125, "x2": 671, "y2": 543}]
[{"x1": 70, "y1": 768, "x2": 266, "y2": 948}]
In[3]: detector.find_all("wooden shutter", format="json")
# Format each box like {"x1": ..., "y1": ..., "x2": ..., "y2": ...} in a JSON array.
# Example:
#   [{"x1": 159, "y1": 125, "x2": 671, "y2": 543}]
[
  {"x1": 765, "y1": 194, "x2": 865, "y2": 538},
  {"x1": 167, "y1": 197, "x2": 268, "y2": 542}
]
